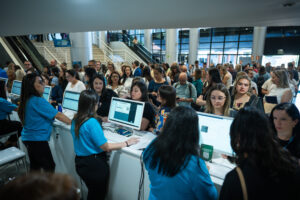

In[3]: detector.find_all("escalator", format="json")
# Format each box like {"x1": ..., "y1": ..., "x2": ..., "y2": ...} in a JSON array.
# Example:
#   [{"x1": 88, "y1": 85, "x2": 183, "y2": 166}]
[
  {"x1": 108, "y1": 32, "x2": 158, "y2": 64},
  {"x1": 2, "y1": 35, "x2": 49, "y2": 73}
]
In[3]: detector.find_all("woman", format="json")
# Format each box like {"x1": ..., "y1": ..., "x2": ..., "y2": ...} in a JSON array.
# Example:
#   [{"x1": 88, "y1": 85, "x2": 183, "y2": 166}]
[
  {"x1": 143, "y1": 106, "x2": 218, "y2": 200},
  {"x1": 71, "y1": 90, "x2": 138, "y2": 200},
  {"x1": 84, "y1": 67, "x2": 96, "y2": 89},
  {"x1": 107, "y1": 71, "x2": 126, "y2": 97},
  {"x1": 142, "y1": 66, "x2": 153, "y2": 88},
  {"x1": 105, "y1": 62, "x2": 115, "y2": 80},
  {"x1": 266, "y1": 69, "x2": 293, "y2": 103},
  {"x1": 65, "y1": 69, "x2": 86, "y2": 93},
  {"x1": 120, "y1": 65, "x2": 133, "y2": 93},
  {"x1": 18, "y1": 73, "x2": 71, "y2": 172},
  {"x1": 50, "y1": 67, "x2": 60, "y2": 87},
  {"x1": 148, "y1": 66, "x2": 169, "y2": 106},
  {"x1": 0, "y1": 172, "x2": 80, "y2": 200},
  {"x1": 153, "y1": 85, "x2": 176, "y2": 135},
  {"x1": 270, "y1": 103, "x2": 300, "y2": 161},
  {"x1": 59, "y1": 68, "x2": 68, "y2": 91},
  {"x1": 130, "y1": 81, "x2": 156, "y2": 131},
  {"x1": 196, "y1": 68, "x2": 222, "y2": 106},
  {"x1": 41, "y1": 73, "x2": 50, "y2": 86},
  {"x1": 90, "y1": 74, "x2": 118, "y2": 121},
  {"x1": 219, "y1": 107, "x2": 300, "y2": 200},
  {"x1": 230, "y1": 75, "x2": 263, "y2": 113},
  {"x1": 14, "y1": 65, "x2": 25, "y2": 81},
  {"x1": 169, "y1": 63, "x2": 180, "y2": 85},
  {"x1": 6, "y1": 69, "x2": 16, "y2": 93},
  {"x1": 193, "y1": 68, "x2": 203, "y2": 97},
  {"x1": 220, "y1": 64, "x2": 232, "y2": 89},
  {"x1": 50, "y1": 68, "x2": 64, "y2": 106},
  {"x1": 205, "y1": 83, "x2": 231, "y2": 116},
  {"x1": 0, "y1": 80, "x2": 22, "y2": 148}
]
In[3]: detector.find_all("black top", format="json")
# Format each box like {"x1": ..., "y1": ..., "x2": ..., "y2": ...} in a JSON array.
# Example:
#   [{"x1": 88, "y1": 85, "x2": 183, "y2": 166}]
[
  {"x1": 219, "y1": 159, "x2": 300, "y2": 200},
  {"x1": 277, "y1": 133, "x2": 300, "y2": 159},
  {"x1": 96, "y1": 89, "x2": 118, "y2": 117},
  {"x1": 143, "y1": 102, "x2": 156, "y2": 129}
]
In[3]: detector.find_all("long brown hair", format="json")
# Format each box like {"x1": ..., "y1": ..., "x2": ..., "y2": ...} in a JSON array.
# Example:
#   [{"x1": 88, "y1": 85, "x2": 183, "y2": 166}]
[{"x1": 73, "y1": 90, "x2": 101, "y2": 137}]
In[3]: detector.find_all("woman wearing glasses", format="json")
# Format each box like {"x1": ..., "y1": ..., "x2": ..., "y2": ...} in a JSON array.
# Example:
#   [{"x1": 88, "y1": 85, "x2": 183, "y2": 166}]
[
  {"x1": 205, "y1": 83, "x2": 231, "y2": 116},
  {"x1": 18, "y1": 73, "x2": 71, "y2": 172}
]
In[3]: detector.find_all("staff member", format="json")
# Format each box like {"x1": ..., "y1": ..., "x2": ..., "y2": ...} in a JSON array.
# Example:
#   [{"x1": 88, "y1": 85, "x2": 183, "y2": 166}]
[
  {"x1": 0, "y1": 80, "x2": 22, "y2": 148},
  {"x1": 18, "y1": 73, "x2": 71, "y2": 172},
  {"x1": 71, "y1": 90, "x2": 138, "y2": 200},
  {"x1": 143, "y1": 106, "x2": 218, "y2": 200}
]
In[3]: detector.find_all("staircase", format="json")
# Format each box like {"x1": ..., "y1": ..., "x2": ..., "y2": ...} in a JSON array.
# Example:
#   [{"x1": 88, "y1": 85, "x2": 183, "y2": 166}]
[{"x1": 32, "y1": 40, "x2": 72, "y2": 68}]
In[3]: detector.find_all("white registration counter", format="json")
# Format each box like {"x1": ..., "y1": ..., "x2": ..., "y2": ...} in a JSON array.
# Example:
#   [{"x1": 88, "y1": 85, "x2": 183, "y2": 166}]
[{"x1": 11, "y1": 111, "x2": 233, "y2": 200}]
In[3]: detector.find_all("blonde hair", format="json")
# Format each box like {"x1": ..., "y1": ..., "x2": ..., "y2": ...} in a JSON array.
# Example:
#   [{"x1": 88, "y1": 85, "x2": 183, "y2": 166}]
[
  {"x1": 232, "y1": 75, "x2": 252, "y2": 96},
  {"x1": 273, "y1": 69, "x2": 290, "y2": 88},
  {"x1": 205, "y1": 83, "x2": 231, "y2": 116}
]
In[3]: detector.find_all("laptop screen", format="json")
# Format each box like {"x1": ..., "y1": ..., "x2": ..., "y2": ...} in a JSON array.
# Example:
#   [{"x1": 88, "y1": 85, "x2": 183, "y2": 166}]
[
  {"x1": 62, "y1": 91, "x2": 80, "y2": 112},
  {"x1": 108, "y1": 97, "x2": 145, "y2": 130},
  {"x1": 43, "y1": 86, "x2": 52, "y2": 101},
  {"x1": 11, "y1": 80, "x2": 22, "y2": 96},
  {"x1": 197, "y1": 112, "x2": 234, "y2": 156}
]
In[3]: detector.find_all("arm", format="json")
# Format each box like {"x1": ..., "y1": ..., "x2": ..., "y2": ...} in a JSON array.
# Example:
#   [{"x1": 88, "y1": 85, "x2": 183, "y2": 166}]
[
  {"x1": 261, "y1": 88, "x2": 269, "y2": 95},
  {"x1": 100, "y1": 137, "x2": 139, "y2": 152},
  {"x1": 196, "y1": 95, "x2": 206, "y2": 106},
  {"x1": 55, "y1": 112, "x2": 71, "y2": 125},
  {"x1": 281, "y1": 89, "x2": 293, "y2": 103},
  {"x1": 140, "y1": 118, "x2": 150, "y2": 131},
  {"x1": 222, "y1": 74, "x2": 229, "y2": 85}
]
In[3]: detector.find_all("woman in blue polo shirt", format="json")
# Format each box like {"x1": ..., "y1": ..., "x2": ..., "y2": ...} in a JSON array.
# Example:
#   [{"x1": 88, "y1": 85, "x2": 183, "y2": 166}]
[
  {"x1": 143, "y1": 106, "x2": 218, "y2": 200},
  {"x1": 18, "y1": 73, "x2": 71, "y2": 172},
  {"x1": 71, "y1": 90, "x2": 139, "y2": 200},
  {"x1": 0, "y1": 80, "x2": 22, "y2": 148}
]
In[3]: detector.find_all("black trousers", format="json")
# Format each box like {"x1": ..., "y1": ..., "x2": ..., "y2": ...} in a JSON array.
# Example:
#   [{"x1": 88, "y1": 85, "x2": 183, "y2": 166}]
[
  {"x1": 0, "y1": 119, "x2": 22, "y2": 142},
  {"x1": 75, "y1": 152, "x2": 110, "y2": 200},
  {"x1": 23, "y1": 141, "x2": 55, "y2": 172}
]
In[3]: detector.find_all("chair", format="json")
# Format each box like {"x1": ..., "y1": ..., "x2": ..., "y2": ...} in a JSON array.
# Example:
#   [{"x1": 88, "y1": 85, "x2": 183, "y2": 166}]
[
  {"x1": 0, "y1": 131, "x2": 19, "y2": 148},
  {"x1": 0, "y1": 147, "x2": 28, "y2": 183}
]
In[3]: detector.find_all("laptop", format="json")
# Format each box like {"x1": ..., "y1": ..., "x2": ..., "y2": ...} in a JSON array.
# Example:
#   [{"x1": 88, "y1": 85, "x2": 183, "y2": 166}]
[
  {"x1": 62, "y1": 90, "x2": 81, "y2": 119},
  {"x1": 43, "y1": 85, "x2": 52, "y2": 101}
]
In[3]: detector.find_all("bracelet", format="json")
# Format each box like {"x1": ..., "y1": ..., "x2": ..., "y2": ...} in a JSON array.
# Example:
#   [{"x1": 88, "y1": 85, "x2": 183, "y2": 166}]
[{"x1": 125, "y1": 141, "x2": 129, "y2": 147}]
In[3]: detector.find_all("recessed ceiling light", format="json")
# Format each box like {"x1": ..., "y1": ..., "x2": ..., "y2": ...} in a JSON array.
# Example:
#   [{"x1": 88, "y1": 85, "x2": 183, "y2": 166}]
[{"x1": 282, "y1": 1, "x2": 296, "y2": 7}]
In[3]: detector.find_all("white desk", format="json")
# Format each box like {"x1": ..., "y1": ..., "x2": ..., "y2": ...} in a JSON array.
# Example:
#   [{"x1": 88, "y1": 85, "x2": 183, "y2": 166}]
[{"x1": 10, "y1": 111, "x2": 233, "y2": 199}]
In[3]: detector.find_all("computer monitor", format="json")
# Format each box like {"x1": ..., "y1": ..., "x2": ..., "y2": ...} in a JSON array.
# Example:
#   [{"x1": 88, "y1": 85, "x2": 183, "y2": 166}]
[
  {"x1": 0, "y1": 77, "x2": 8, "y2": 85},
  {"x1": 108, "y1": 97, "x2": 145, "y2": 130},
  {"x1": 197, "y1": 112, "x2": 234, "y2": 156},
  {"x1": 11, "y1": 80, "x2": 22, "y2": 96},
  {"x1": 43, "y1": 86, "x2": 52, "y2": 101},
  {"x1": 62, "y1": 91, "x2": 81, "y2": 112}
]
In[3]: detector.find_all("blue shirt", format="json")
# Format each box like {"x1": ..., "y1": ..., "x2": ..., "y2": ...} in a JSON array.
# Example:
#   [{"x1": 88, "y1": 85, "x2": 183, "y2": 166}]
[
  {"x1": 148, "y1": 80, "x2": 169, "y2": 93},
  {"x1": 21, "y1": 96, "x2": 58, "y2": 141},
  {"x1": 0, "y1": 97, "x2": 17, "y2": 120},
  {"x1": 133, "y1": 67, "x2": 142, "y2": 77},
  {"x1": 70, "y1": 118, "x2": 107, "y2": 156},
  {"x1": 144, "y1": 154, "x2": 218, "y2": 200},
  {"x1": 0, "y1": 68, "x2": 8, "y2": 78}
]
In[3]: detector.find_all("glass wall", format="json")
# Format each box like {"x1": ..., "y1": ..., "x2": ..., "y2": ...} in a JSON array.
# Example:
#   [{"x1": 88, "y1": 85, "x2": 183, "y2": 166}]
[
  {"x1": 177, "y1": 29, "x2": 189, "y2": 64},
  {"x1": 152, "y1": 29, "x2": 166, "y2": 63},
  {"x1": 128, "y1": 29, "x2": 145, "y2": 45},
  {"x1": 198, "y1": 27, "x2": 253, "y2": 65}
]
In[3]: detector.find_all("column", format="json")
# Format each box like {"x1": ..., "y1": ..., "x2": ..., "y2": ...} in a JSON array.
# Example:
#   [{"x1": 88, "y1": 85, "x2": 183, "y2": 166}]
[
  {"x1": 98, "y1": 31, "x2": 107, "y2": 49},
  {"x1": 69, "y1": 32, "x2": 93, "y2": 66},
  {"x1": 166, "y1": 29, "x2": 177, "y2": 64},
  {"x1": 144, "y1": 29, "x2": 152, "y2": 51},
  {"x1": 188, "y1": 28, "x2": 199, "y2": 65},
  {"x1": 252, "y1": 27, "x2": 267, "y2": 64}
]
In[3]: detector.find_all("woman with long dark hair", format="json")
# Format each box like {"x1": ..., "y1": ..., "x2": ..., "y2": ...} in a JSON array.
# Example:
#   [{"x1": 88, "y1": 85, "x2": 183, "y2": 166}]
[
  {"x1": 71, "y1": 90, "x2": 138, "y2": 200},
  {"x1": 90, "y1": 74, "x2": 118, "y2": 121},
  {"x1": 270, "y1": 103, "x2": 300, "y2": 161},
  {"x1": 18, "y1": 73, "x2": 71, "y2": 172},
  {"x1": 120, "y1": 65, "x2": 133, "y2": 94},
  {"x1": 220, "y1": 106, "x2": 300, "y2": 200},
  {"x1": 196, "y1": 68, "x2": 222, "y2": 106},
  {"x1": 143, "y1": 106, "x2": 217, "y2": 199},
  {"x1": 153, "y1": 85, "x2": 176, "y2": 135},
  {"x1": 107, "y1": 71, "x2": 126, "y2": 97},
  {"x1": 0, "y1": 80, "x2": 22, "y2": 148},
  {"x1": 130, "y1": 81, "x2": 156, "y2": 131}
]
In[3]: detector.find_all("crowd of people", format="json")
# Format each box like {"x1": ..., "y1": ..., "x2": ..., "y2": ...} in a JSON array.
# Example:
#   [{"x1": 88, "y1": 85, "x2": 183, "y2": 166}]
[{"x1": 0, "y1": 58, "x2": 300, "y2": 200}]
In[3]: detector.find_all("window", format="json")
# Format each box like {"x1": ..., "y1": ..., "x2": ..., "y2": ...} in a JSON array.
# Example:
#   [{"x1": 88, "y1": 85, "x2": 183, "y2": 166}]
[
  {"x1": 198, "y1": 27, "x2": 253, "y2": 65},
  {"x1": 152, "y1": 29, "x2": 166, "y2": 63}
]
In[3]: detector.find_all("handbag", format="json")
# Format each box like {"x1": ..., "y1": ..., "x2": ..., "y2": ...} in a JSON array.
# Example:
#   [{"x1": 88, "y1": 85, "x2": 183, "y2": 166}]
[{"x1": 236, "y1": 167, "x2": 248, "y2": 200}]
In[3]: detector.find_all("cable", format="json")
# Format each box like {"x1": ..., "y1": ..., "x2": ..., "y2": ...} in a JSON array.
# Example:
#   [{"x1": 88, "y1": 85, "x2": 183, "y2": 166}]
[{"x1": 138, "y1": 150, "x2": 145, "y2": 200}]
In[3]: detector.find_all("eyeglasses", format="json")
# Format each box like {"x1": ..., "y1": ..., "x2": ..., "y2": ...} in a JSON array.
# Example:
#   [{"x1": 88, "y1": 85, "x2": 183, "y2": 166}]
[
  {"x1": 210, "y1": 96, "x2": 226, "y2": 101},
  {"x1": 38, "y1": 79, "x2": 45, "y2": 85}
]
